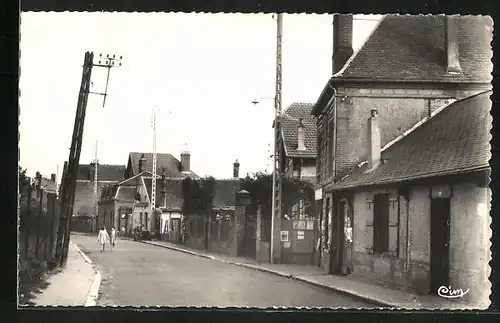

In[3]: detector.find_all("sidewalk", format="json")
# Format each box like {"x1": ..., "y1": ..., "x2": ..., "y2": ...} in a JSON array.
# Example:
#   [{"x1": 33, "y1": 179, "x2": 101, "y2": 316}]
[
  {"x1": 142, "y1": 240, "x2": 472, "y2": 309},
  {"x1": 32, "y1": 242, "x2": 96, "y2": 306}
]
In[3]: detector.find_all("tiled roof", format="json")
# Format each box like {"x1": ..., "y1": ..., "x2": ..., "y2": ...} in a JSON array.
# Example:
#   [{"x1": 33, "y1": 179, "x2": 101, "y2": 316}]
[
  {"x1": 280, "y1": 103, "x2": 317, "y2": 158},
  {"x1": 142, "y1": 178, "x2": 241, "y2": 210},
  {"x1": 128, "y1": 152, "x2": 199, "y2": 179},
  {"x1": 115, "y1": 186, "x2": 137, "y2": 201},
  {"x1": 337, "y1": 15, "x2": 493, "y2": 83},
  {"x1": 76, "y1": 164, "x2": 125, "y2": 182},
  {"x1": 331, "y1": 91, "x2": 492, "y2": 190}
]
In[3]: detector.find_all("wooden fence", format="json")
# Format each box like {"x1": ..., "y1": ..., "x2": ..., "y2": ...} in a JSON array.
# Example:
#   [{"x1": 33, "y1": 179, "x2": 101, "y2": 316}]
[{"x1": 19, "y1": 185, "x2": 61, "y2": 268}]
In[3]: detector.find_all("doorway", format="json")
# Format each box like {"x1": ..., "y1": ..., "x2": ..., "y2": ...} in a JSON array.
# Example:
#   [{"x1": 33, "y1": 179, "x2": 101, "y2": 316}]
[{"x1": 430, "y1": 198, "x2": 451, "y2": 295}]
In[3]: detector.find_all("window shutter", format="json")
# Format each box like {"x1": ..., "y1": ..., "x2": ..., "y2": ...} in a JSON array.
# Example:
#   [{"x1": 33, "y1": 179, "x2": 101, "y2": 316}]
[
  {"x1": 388, "y1": 199, "x2": 399, "y2": 257},
  {"x1": 365, "y1": 197, "x2": 374, "y2": 253}
]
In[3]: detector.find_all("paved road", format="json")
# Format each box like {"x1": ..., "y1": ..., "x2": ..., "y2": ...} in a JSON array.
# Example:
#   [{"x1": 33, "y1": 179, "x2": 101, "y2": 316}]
[{"x1": 72, "y1": 235, "x2": 373, "y2": 308}]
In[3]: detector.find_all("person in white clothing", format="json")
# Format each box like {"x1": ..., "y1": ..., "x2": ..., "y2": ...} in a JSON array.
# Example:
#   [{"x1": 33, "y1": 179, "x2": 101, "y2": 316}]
[
  {"x1": 97, "y1": 226, "x2": 109, "y2": 252},
  {"x1": 110, "y1": 226, "x2": 117, "y2": 251}
]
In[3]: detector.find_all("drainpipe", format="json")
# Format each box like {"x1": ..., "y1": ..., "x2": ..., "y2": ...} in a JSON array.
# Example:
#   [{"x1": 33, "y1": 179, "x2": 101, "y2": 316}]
[{"x1": 403, "y1": 190, "x2": 411, "y2": 288}]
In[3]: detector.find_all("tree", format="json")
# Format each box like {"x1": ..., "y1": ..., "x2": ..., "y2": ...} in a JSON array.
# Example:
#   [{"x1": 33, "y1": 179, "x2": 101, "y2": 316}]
[
  {"x1": 19, "y1": 166, "x2": 30, "y2": 189},
  {"x1": 240, "y1": 172, "x2": 315, "y2": 220}
]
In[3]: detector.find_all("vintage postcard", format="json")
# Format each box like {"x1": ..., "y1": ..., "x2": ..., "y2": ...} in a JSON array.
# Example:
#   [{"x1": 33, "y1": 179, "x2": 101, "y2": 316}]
[{"x1": 18, "y1": 12, "x2": 493, "y2": 310}]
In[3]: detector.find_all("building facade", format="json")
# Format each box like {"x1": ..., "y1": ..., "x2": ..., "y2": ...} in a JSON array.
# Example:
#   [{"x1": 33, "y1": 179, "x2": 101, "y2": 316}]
[{"x1": 311, "y1": 14, "x2": 492, "y2": 280}]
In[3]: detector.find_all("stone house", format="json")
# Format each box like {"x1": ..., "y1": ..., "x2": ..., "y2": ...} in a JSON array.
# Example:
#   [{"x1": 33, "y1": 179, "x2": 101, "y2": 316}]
[
  {"x1": 98, "y1": 151, "x2": 199, "y2": 234},
  {"x1": 311, "y1": 14, "x2": 492, "y2": 275},
  {"x1": 73, "y1": 163, "x2": 125, "y2": 217},
  {"x1": 330, "y1": 91, "x2": 491, "y2": 307},
  {"x1": 279, "y1": 102, "x2": 318, "y2": 219}
]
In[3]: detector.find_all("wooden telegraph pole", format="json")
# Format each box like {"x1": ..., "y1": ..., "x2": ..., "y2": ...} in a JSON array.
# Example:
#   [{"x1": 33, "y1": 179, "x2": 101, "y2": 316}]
[{"x1": 55, "y1": 52, "x2": 122, "y2": 267}]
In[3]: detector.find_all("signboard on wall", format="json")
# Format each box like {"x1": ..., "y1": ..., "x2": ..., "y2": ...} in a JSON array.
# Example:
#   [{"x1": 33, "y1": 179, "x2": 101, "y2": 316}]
[
  {"x1": 306, "y1": 220, "x2": 314, "y2": 230},
  {"x1": 283, "y1": 241, "x2": 291, "y2": 248},
  {"x1": 280, "y1": 230, "x2": 289, "y2": 242},
  {"x1": 315, "y1": 188, "x2": 323, "y2": 200},
  {"x1": 297, "y1": 231, "x2": 305, "y2": 240},
  {"x1": 293, "y1": 220, "x2": 306, "y2": 230}
]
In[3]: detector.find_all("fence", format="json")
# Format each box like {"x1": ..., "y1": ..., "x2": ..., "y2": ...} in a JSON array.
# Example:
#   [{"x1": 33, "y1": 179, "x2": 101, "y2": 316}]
[{"x1": 19, "y1": 185, "x2": 61, "y2": 270}]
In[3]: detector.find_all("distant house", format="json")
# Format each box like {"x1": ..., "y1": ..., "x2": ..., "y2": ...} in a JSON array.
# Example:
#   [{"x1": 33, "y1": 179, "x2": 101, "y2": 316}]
[
  {"x1": 98, "y1": 151, "x2": 199, "y2": 234},
  {"x1": 73, "y1": 163, "x2": 126, "y2": 217},
  {"x1": 40, "y1": 173, "x2": 58, "y2": 195},
  {"x1": 330, "y1": 91, "x2": 491, "y2": 305},
  {"x1": 311, "y1": 14, "x2": 492, "y2": 275},
  {"x1": 124, "y1": 151, "x2": 199, "y2": 180},
  {"x1": 280, "y1": 103, "x2": 317, "y2": 184}
]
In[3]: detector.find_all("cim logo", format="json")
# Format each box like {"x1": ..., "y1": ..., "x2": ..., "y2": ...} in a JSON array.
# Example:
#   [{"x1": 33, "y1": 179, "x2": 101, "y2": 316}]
[{"x1": 437, "y1": 286, "x2": 470, "y2": 299}]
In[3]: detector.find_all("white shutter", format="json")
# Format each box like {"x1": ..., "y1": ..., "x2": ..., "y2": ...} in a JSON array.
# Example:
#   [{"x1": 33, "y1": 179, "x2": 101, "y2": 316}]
[
  {"x1": 365, "y1": 197, "x2": 374, "y2": 253},
  {"x1": 388, "y1": 199, "x2": 399, "y2": 256}
]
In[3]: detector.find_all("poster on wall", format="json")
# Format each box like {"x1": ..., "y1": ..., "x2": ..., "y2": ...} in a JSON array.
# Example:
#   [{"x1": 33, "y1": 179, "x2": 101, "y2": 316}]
[
  {"x1": 297, "y1": 231, "x2": 305, "y2": 240},
  {"x1": 280, "y1": 230, "x2": 289, "y2": 242},
  {"x1": 293, "y1": 220, "x2": 306, "y2": 230},
  {"x1": 284, "y1": 241, "x2": 291, "y2": 248},
  {"x1": 306, "y1": 220, "x2": 314, "y2": 230}
]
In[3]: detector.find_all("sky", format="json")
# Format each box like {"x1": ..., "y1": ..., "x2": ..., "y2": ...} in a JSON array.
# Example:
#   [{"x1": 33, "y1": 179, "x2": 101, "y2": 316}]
[{"x1": 19, "y1": 12, "x2": 382, "y2": 180}]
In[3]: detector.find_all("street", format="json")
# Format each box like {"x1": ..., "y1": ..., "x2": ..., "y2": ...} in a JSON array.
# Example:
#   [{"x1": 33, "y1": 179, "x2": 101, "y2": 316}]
[{"x1": 72, "y1": 235, "x2": 374, "y2": 308}]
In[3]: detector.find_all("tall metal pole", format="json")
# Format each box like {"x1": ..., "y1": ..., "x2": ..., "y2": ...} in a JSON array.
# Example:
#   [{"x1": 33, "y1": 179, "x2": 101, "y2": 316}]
[
  {"x1": 151, "y1": 110, "x2": 157, "y2": 210},
  {"x1": 94, "y1": 141, "x2": 99, "y2": 218},
  {"x1": 271, "y1": 13, "x2": 283, "y2": 264}
]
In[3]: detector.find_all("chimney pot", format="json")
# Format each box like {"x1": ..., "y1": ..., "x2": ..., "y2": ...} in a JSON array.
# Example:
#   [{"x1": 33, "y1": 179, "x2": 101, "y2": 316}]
[
  {"x1": 233, "y1": 159, "x2": 240, "y2": 178},
  {"x1": 297, "y1": 118, "x2": 307, "y2": 151},
  {"x1": 445, "y1": 16, "x2": 462, "y2": 74},
  {"x1": 332, "y1": 14, "x2": 354, "y2": 75},
  {"x1": 138, "y1": 154, "x2": 146, "y2": 173},
  {"x1": 181, "y1": 151, "x2": 191, "y2": 172},
  {"x1": 368, "y1": 109, "x2": 381, "y2": 170}
]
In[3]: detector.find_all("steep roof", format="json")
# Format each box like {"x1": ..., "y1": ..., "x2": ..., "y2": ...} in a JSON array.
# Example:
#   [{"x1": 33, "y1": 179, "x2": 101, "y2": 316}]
[
  {"x1": 331, "y1": 91, "x2": 492, "y2": 191},
  {"x1": 280, "y1": 103, "x2": 317, "y2": 158},
  {"x1": 76, "y1": 164, "x2": 126, "y2": 182},
  {"x1": 142, "y1": 178, "x2": 241, "y2": 211},
  {"x1": 337, "y1": 15, "x2": 493, "y2": 83},
  {"x1": 127, "y1": 152, "x2": 199, "y2": 179}
]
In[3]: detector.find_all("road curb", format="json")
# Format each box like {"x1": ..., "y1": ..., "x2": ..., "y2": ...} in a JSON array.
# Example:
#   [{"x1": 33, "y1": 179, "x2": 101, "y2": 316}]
[
  {"x1": 141, "y1": 241, "x2": 215, "y2": 260},
  {"x1": 140, "y1": 241, "x2": 391, "y2": 306},
  {"x1": 70, "y1": 242, "x2": 102, "y2": 307}
]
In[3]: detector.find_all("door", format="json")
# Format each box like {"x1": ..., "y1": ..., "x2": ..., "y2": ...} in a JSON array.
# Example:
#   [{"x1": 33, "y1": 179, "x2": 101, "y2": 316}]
[{"x1": 430, "y1": 198, "x2": 451, "y2": 295}]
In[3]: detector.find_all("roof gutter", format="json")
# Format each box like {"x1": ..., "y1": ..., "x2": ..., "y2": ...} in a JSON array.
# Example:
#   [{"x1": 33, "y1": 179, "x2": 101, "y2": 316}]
[{"x1": 329, "y1": 165, "x2": 490, "y2": 192}]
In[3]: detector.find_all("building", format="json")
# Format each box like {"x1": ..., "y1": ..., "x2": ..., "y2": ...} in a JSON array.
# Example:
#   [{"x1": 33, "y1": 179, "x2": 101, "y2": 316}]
[
  {"x1": 329, "y1": 91, "x2": 491, "y2": 306},
  {"x1": 280, "y1": 103, "x2": 317, "y2": 184},
  {"x1": 98, "y1": 151, "x2": 200, "y2": 233},
  {"x1": 311, "y1": 15, "x2": 492, "y2": 275},
  {"x1": 40, "y1": 173, "x2": 58, "y2": 195},
  {"x1": 73, "y1": 163, "x2": 126, "y2": 217}
]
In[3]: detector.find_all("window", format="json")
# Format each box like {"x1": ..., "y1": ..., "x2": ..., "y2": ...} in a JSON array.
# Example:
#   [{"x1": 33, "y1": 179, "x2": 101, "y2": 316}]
[
  {"x1": 373, "y1": 194, "x2": 390, "y2": 254},
  {"x1": 145, "y1": 212, "x2": 149, "y2": 230},
  {"x1": 324, "y1": 197, "x2": 330, "y2": 246},
  {"x1": 140, "y1": 212, "x2": 143, "y2": 225}
]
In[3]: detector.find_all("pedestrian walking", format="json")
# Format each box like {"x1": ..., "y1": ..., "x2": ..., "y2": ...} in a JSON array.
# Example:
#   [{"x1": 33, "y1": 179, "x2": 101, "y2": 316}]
[
  {"x1": 98, "y1": 226, "x2": 109, "y2": 252},
  {"x1": 110, "y1": 226, "x2": 117, "y2": 251}
]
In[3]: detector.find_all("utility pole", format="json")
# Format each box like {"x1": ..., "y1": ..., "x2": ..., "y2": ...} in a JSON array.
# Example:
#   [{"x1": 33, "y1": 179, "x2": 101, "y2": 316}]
[
  {"x1": 55, "y1": 52, "x2": 122, "y2": 267},
  {"x1": 151, "y1": 108, "x2": 158, "y2": 210},
  {"x1": 271, "y1": 13, "x2": 284, "y2": 264},
  {"x1": 93, "y1": 141, "x2": 99, "y2": 218}
]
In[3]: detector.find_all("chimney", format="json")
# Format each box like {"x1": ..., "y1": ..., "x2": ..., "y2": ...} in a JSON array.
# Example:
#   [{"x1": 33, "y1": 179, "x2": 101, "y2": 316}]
[
  {"x1": 138, "y1": 154, "x2": 146, "y2": 173},
  {"x1": 297, "y1": 118, "x2": 306, "y2": 151},
  {"x1": 368, "y1": 109, "x2": 381, "y2": 170},
  {"x1": 181, "y1": 151, "x2": 191, "y2": 172},
  {"x1": 445, "y1": 16, "x2": 462, "y2": 74},
  {"x1": 233, "y1": 159, "x2": 240, "y2": 178},
  {"x1": 332, "y1": 14, "x2": 354, "y2": 75},
  {"x1": 50, "y1": 173, "x2": 56, "y2": 182}
]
